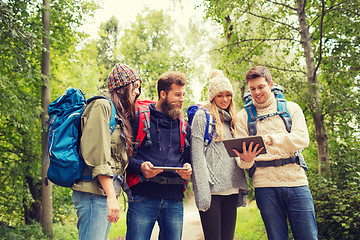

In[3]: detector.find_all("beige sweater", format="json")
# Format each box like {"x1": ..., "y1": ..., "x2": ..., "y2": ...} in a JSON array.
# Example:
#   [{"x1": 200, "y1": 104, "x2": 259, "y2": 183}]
[{"x1": 234, "y1": 95, "x2": 309, "y2": 188}]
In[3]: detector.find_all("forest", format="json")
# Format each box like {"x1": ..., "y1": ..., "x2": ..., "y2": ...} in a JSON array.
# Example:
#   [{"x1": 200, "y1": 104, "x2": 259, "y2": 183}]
[{"x1": 0, "y1": 0, "x2": 360, "y2": 239}]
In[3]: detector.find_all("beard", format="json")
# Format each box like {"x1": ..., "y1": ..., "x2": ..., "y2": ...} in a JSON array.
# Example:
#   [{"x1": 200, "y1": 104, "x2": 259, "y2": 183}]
[{"x1": 162, "y1": 97, "x2": 183, "y2": 120}]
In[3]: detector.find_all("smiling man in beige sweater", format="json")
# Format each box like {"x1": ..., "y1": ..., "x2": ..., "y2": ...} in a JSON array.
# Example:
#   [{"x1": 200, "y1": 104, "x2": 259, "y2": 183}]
[{"x1": 234, "y1": 66, "x2": 318, "y2": 240}]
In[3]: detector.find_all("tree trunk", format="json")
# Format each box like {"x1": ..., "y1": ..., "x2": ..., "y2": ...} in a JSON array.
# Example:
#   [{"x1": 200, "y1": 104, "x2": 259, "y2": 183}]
[
  {"x1": 24, "y1": 175, "x2": 42, "y2": 224},
  {"x1": 296, "y1": 0, "x2": 330, "y2": 176},
  {"x1": 41, "y1": 0, "x2": 53, "y2": 234}
]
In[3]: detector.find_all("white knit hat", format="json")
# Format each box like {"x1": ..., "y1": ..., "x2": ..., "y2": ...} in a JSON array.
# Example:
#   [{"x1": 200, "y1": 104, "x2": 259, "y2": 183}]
[{"x1": 208, "y1": 70, "x2": 234, "y2": 102}]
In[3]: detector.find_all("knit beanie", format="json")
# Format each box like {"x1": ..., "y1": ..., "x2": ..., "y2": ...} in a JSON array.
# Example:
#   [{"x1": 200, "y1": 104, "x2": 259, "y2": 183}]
[
  {"x1": 208, "y1": 70, "x2": 234, "y2": 102},
  {"x1": 107, "y1": 63, "x2": 142, "y2": 91}
]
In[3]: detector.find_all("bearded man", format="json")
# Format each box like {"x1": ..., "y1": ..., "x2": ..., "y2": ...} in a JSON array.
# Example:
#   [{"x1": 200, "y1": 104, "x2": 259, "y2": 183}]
[{"x1": 126, "y1": 71, "x2": 192, "y2": 240}]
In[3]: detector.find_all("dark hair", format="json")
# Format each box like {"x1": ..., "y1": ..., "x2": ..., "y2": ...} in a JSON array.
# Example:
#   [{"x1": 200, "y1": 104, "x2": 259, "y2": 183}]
[
  {"x1": 157, "y1": 71, "x2": 187, "y2": 98},
  {"x1": 110, "y1": 82, "x2": 137, "y2": 157},
  {"x1": 245, "y1": 66, "x2": 272, "y2": 84}
]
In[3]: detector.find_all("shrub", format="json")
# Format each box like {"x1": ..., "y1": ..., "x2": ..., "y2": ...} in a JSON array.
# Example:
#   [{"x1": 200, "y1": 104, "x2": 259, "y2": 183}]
[
  {"x1": 0, "y1": 222, "x2": 47, "y2": 240},
  {"x1": 310, "y1": 143, "x2": 360, "y2": 240}
]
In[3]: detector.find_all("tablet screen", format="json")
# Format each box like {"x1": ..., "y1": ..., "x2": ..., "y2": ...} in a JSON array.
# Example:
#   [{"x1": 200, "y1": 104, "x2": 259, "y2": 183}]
[{"x1": 222, "y1": 136, "x2": 267, "y2": 157}]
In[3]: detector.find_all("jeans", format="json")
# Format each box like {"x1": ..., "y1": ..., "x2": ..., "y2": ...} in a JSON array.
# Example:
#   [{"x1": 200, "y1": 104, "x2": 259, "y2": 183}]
[
  {"x1": 126, "y1": 195, "x2": 183, "y2": 240},
  {"x1": 72, "y1": 191, "x2": 111, "y2": 240},
  {"x1": 255, "y1": 186, "x2": 318, "y2": 240}
]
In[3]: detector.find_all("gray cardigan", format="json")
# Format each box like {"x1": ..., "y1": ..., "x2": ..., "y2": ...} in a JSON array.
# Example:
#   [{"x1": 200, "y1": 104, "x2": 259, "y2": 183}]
[{"x1": 191, "y1": 108, "x2": 248, "y2": 211}]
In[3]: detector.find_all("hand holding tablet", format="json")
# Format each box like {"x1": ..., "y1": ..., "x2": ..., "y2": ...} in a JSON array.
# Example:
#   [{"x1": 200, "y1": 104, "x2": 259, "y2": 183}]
[
  {"x1": 223, "y1": 136, "x2": 267, "y2": 158},
  {"x1": 151, "y1": 166, "x2": 190, "y2": 171}
]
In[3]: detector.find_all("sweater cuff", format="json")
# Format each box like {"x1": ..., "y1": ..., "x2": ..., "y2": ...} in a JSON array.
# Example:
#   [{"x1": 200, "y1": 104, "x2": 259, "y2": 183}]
[
  {"x1": 235, "y1": 157, "x2": 254, "y2": 169},
  {"x1": 128, "y1": 157, "x2": 144, "y2": 174},
  {"x1": 92, "y1": 164, "x2": 114, "y2": 179}
]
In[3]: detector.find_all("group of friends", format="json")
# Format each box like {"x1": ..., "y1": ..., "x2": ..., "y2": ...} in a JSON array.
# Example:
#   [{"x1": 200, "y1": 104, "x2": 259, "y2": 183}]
[{"x1": 71, "y1": 63, "x2": 318, "y2": 240}]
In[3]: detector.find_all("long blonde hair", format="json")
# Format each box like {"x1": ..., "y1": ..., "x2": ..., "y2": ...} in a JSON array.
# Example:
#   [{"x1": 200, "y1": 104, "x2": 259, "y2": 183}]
[{"x1": 203, "y1": 99, "x2": 236, "y2": 141}]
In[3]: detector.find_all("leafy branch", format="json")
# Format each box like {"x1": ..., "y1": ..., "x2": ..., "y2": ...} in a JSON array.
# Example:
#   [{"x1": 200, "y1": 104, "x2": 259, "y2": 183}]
[
  {"x1": 245, "y1": 10, "x2": 300, "y2": 32},
  {"x1": 194, "y1": 37, "x2": 302, "y2": 59},
  {"x1": 264, "y1": 0, "x2": 297, "y2": 11}
]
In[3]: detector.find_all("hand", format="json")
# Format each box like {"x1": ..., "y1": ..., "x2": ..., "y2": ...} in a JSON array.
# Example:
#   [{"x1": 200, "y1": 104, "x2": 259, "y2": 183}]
[
  {"x1": 141, "y1": 161, "x2": 163, "y2": 178},
  {"x1": 106, "y1": 196, "x2": 120, "y2": 223},
  {"x1": 262, "y1": 135, "x2": 272, "y2": 145},
  {"x1": 233, "y1": 141, "x2": 264, "y2": 163},
  {"x1": 97, "y1": 175, "x2": 120, "y2": 223},
  {"x1": 176, "y1": 163, "x2": 192, "y2": 180}
]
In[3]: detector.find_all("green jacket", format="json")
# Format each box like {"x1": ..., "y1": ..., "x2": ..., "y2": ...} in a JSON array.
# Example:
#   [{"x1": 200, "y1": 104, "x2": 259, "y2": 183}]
[{"x1": 71, "y1": 96, "x2": 128, "y2": 196}]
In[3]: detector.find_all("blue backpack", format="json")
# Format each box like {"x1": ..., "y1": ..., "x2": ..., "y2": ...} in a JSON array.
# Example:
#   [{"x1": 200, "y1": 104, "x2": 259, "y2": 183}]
[
  {"x1": 45, "y1": 87, "x2": 118, "y2": 187},
  {"x1": 243, "y1": 84, "x2": 307, "y2": 177},
  {"x1": 244, "y1": 84, "x2": 292, "y2": 136},
  {"x1": 187, "y1": 104, "x2": 215, "y2": 145}
]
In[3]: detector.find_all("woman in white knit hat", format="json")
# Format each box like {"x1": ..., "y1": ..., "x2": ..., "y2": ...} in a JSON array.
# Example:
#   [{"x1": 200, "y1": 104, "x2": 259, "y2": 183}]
[{"x1": 191, "y1": 70, "x2": 248, "y2": 240}]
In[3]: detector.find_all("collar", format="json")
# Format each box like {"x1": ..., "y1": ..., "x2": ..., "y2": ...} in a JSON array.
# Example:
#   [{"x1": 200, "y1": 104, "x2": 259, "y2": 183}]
[{"x1": 253, "y1": 94, "x2": 276, "y2": 110}]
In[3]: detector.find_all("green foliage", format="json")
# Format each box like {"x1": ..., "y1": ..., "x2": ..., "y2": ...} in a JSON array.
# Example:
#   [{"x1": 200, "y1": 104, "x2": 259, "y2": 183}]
[
  {"x1": 0, "y1": 0, "x2": 99, "y2": 227},
  {"x1": 95, "y1": 16, "x2": 120, "y2": 85},
  {"x1": 51, "y1": 40, "x2": 105, "y2": 99},
  {"x1": 0, "y1": 221, "x2": 79, "y2": 240},
  {"x1": 52, "y1": 186, "x2": 75, "y2": 224},
  {"x1": 53, "y1": 222, "x2": 78, "y2": 240},
  {"x1": 311, "y1": 142, "x2": 360, "y2": 239},
  {"x1": 118, "y1": 8, "x2": 193, "y2": 99},
  {"x1": 0, "y1": 222, "x2": 47, "y2": 240}
]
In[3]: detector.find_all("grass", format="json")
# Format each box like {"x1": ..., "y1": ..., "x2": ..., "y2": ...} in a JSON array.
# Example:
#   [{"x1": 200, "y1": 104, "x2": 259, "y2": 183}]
[
  {"x1": 234, "y1": 200, "x2": 267, "y2": 240},
  {"x1": 53, "y1": 222, "x2": 78, "y2": 240}
]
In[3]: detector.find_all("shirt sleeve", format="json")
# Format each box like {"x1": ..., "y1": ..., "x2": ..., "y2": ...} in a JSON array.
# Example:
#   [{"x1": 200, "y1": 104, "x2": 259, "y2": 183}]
[
  {"x1": 80, "y1": 99, "x2": 113, "y2": 178},
  {"x1": 191, "y1": 110, "x2": 212, "y2": 211}
]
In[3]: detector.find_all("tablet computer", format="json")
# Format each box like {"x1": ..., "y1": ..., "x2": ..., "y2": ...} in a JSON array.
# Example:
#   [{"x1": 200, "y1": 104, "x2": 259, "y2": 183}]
[
  {"x1": 223, "y1": 136, "x2": 267, "y2": 157},
  {"x1": 151, "y1": 166, "x2": 189, "y2": 171}
]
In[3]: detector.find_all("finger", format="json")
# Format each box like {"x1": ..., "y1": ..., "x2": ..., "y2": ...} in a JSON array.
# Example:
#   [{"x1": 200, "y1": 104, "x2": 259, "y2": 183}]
[
  {"x1": 183, "y1": 163, "x2": 191, "y2": 169},
  {"x1": 248, "y1": 142, "x2": 254, "y2": 152},
  {"x1": 252, "y1": 144, "x2": 259, "y2": 152},
  {"x1": 145, "y1": 164, "x2": 152, "y2": 171},
  {"x1": 233, "y1": 148, "x2": 239, "y2": 155},
  {"x1": 255, "y1": 147, "x2": 264, "y2": 155},
  {"x1": 242, "y1": 141, "x2": 247, "y2": 152}
]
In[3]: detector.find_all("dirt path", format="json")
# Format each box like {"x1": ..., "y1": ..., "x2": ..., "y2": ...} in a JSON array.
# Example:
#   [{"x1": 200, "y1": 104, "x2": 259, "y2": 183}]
[{"x1": 150, "y1": 196, "x2": 204, "y2": 240}]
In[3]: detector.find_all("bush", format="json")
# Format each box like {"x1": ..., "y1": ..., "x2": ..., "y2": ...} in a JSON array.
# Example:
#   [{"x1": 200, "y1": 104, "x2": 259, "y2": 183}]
[
  {"x1": 52, "y1": 186, "x2": 75, "y2": 224},
  {"x1": 0, "y1": 222, "x2": 47, "y2": 240},
  {"x1": 310, "y1": 143, "x2": 360, "y2": 240}
]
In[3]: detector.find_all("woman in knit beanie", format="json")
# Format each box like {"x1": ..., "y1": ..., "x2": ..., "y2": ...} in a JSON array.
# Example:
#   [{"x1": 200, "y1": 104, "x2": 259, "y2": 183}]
[
  {"x1": 72, "y1": 63, "x2": 141, "y2": 240},
  {"x1": 191, "y1": 70, "x2": 248, "y2": 240}
]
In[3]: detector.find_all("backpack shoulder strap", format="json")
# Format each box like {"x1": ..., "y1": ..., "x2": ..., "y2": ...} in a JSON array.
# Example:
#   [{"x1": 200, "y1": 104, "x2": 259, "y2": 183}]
[
  {"x1": 202, "y1": 108, "x2": 215, "y2": 145},
  {"x1": 86, "y1": 95, "x2": 118, "y2": 134},
  {"x1": 276, "y1": 98, "x2": 292, "y2": 133},
  {"x1": 179, "y1": 117, "x2": 188, "y2": 152},
  {"x1": 272, "y1": 84, "x2": 292, "y2": 133},
  {"x1": 134, "y1": 101, "x2": 153, "y2": 152},
  {"x1": 244, "y1": 101, "x2": 258, "y2": 136}
]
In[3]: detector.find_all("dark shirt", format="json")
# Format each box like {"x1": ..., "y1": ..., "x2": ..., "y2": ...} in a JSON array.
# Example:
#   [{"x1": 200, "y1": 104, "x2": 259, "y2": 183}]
[{"x1": 128, "y1": 103, "x2": 191, "y2": 200}]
